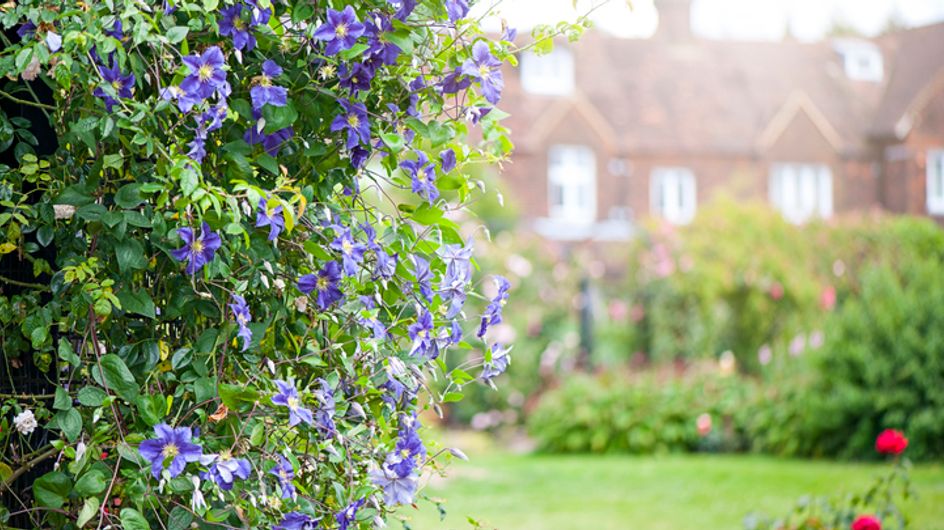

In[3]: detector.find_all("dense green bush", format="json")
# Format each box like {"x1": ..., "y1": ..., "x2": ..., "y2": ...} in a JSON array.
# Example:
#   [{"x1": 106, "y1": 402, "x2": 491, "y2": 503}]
[
  {"x1": 527, "y1": 367, "x2": 756, "y2": 454},
  {"x1": 749, "y1": 260, "x2": 944, "y2": 461}
]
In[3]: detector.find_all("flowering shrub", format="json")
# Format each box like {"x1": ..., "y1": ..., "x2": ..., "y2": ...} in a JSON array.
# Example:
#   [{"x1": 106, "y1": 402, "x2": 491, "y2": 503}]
[
  {"x1": 0, "y1": 1, "x2": 586, "y2": 527},
  {"x1": 744, "y1": 431, "x2": 915, "y2": 530}
]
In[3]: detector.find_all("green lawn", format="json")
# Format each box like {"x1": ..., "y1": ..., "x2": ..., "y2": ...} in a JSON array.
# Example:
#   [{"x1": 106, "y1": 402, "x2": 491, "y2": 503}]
[{"x1": 399, "y1": 436, "x2": 944, "y2": 530}]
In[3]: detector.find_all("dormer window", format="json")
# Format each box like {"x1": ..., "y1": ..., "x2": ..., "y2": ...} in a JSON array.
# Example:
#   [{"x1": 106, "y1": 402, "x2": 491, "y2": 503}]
[
  {"x1": 833, "y1": 40, "x2": 883, "y2": 82},
  {"x1": 520, "y1": 47, "x2": 575, "y2": 96}
]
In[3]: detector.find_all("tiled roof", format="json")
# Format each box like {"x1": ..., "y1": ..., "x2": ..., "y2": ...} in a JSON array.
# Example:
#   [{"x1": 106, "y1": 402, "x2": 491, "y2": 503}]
[{"x1": 503, "y1": 24, "x2": 944, "y2": 156}]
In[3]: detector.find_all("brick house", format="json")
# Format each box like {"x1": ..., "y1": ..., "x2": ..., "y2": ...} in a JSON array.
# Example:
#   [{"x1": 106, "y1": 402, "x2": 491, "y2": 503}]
[{"x1": 499, "y1": 0, "x2": 944, "y2": 240}]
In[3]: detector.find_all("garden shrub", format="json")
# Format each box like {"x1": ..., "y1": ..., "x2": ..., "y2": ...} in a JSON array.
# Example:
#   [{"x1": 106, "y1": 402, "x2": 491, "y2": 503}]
[
  {"x1": 0, "y1": 1, "x2": 593, "y2": 527},
  {"x1": 754, "y1": 259, "x2": 944, "y2": 461},
  {"x1": 527, "y1": 366, "x2": 756, "y2": 454}
]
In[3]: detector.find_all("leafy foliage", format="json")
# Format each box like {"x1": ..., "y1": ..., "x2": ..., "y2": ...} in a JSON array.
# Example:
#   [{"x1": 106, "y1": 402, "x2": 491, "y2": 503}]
[{"x1": 0, "y1": 0, "x2": 596, "y2": 527}]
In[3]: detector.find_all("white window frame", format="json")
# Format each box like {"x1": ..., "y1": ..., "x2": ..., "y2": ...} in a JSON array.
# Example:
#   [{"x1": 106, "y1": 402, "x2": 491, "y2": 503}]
[
  {"x1": 927, "y1": 149, "x2": 944, "y2": 215},
  {"x1": 769, "y1": 163, "x2": 833, "y2": 224},
  {"x1": 650, "y1": 168, "x2": 697, "y2": 225},
  {"x1": 520, "y1": 47, "x2": 575, "y2": 96},
  {"x1": 547, "y1": 145, "x2": 596, "y2": 225}
]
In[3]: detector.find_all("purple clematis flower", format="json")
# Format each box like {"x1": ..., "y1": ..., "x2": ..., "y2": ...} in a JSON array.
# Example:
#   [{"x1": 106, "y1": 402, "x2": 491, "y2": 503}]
[
  {"x1": 313, "y1": 378, "x2": 337, "y2": 436},
  {"x1": 336, "y1": 498, "x2": 366, "y2": 530},
  {"x1": 365, "y1": 15, "x2": 401, "y2": 65},
  {"x1": 502, "y1": 26, "x2": 518, "y2": 41},
  {"x1": 180, "y1": 46, "x2": 228, "y2": 101},
  {"x1": 188, "y1": 104, "x2": 227, "y2": 163},
  {"x1": 245, "y1": 0, "x2": 271, "y2": 26},
  {"x1": 387, "y1": 0, "x2": 417, "y2": 21},
  {"x1": 440, "y1": 148, "x2": 457, "y2": 173},
  {"x1": 229, "y1": 294, "x2": 252, "y2": 351},
  {"x1": 446, "y1": 0, "x2": 470, "y2": 22},
  {"x1": 219, "y1": 5, "x2": 255, "y2": 51},
  {"x1": 269, "y1": 456, "x2": 296, "y2": 499},
  {"x1": 358, "y1": 296, "x2": 388, "y2": 339},
  {"x1": 441, "y1": 66, "x2": 471, "y2": 95},
  {"x1": 244, "y1": 124, "x2": 294, "y2": 157},
  {"x1": 351, "y1": 145, "x2": 371, "y2": 169},
  {"x1": 481, "y1": 343, "x2": 511, "y2": 384},
  {"x1": 271, "y1": 380, "x2": 314, "y2": 427},
  {"x1": 93, "y1": 60, "x2": 135, "y2": 112},
  {"x1": 171, "y1": 222, "x2": 222, "y2": 275},
  {"x1": 138, "y1": 423, "x2": 204, "y2": 479},
  {"x1": 438, "y1": 244, "x2": 473, "y2": 284},
  {"x1": 408, "y1": 310, "x2": 438, "y2": 359},
  {"x1": 250, "y1": 60, "x2": 287, "y2": 110},
  {"x1": 106, "y1": 19, "x2": 124, "y2": 40},
  {"x1": 330, "y1": 228, "x2": 366, "y2": 276},
  {"x1": 338, "y1": 62, "x2": 374, "y2": 95},
  {"x1": 274, "y1": 512, "x2": 320, "y2": 530},
  {"x1": 17, "y1": 21, "x2": 36, "y2": 40},
  {"x1": 160, "y1": 85, "x2": 201, "y2": 113},
  {"x1": 401, "y1": 151, "x2": 439, "y2": 204},
  {"x1": 370, "y1": 459, "x2": 418, "y2": 505},
  {"x1": 202, "y1": 451, "x2": 251, "y2": 491},
  {"x1": 45, "y1": 31, "x2": 61, "y2": 52},
  {"x1": 462, "y1": 41, "x2": 504, "y2": 104},
  {"x1": 255, "y1": 197, "x2": 285, "y2": 240},
  {"x1": 439, "y1": 279, "x2": 467, "y2": 319},
  {"x1": 478, "y1": 275, "x2": 511, "y2": 338},
  {"x1": 374, "y1": 249, "x2": 397, "y2": 280},
  {"x1": 297, "y1": 262, "x2": 344, "y2": 310},
  {"x1": 314, "y1": 6, "x2": 365, "y2": 56},
  {"x1": 331, "y1": 100, "x2": 371, "y2": 149},
  {"x1": 411, "y1": 256, "x2": 433, "y2": 302}
]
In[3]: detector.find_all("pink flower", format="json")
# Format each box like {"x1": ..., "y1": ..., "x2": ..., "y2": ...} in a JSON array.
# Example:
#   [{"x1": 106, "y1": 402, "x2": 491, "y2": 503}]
[
  {"x1": 769, "y1": 282, "x2": 784, "y2": 300},
  {"x1": 875, "y1": 429, "x2": 908, "y2": 455},
  {"x1": 851, "y1": 515, "x2": 881, "y2": 530},
  {"x1": 821, "y1": 285, "x2": 836, "y2": 311},
  {"x1": 696, "y1": 413, "x2": 712, "y2": 437}
]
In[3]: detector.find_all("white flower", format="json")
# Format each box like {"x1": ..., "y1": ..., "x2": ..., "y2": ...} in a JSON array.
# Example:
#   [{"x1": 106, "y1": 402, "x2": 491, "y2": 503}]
[
  {"x1": 190, "y1": 477, "x2": 207, "y2": 512},
  {"x1": 53, "y1": 204, "x2": 77, "y2": 219},
  {"x1": 13, "y1": 409, "x2": 37, "y2": 435}
]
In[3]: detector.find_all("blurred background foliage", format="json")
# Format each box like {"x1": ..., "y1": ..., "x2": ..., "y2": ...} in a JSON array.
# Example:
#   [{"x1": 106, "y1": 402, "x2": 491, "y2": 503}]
[{"x1": 445, "y1": 190, "x2": 944, "y2": 461}]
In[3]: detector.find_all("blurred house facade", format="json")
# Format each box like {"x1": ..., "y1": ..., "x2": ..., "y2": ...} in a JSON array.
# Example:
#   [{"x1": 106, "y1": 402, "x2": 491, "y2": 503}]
[{"x1": 500, "y1": 0, "x2": 944, "y2": 240}]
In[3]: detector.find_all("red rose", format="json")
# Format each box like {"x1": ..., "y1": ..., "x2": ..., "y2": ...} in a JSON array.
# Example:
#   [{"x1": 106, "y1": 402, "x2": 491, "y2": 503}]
[
  {"x1": 875, "y1": 429, "x2": 908, "y2": 455},
  {"x1": 852, "y1": 515, "x2": 881, "y2": 530}
]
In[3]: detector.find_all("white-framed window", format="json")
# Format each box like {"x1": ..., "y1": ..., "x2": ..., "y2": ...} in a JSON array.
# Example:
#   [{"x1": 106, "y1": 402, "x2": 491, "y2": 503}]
[
  {"x1": 548, "y1": 145, "x2": 596, "y2": 224},
  {"x1": 650, "y1": 168, "x2": 697, "y2": 225},
  {"x1": 834, "y1": 40, "x2": 883, "y2": 82},
  {"x1": 927, "y1": 149, "x2": 944, "y2": 215},
  {"x1": 769, "y1": 164, "x2": 833, "y2": 224},
  {"x1": 520, "y1": 47, "x2": 575, "y2": 96}
]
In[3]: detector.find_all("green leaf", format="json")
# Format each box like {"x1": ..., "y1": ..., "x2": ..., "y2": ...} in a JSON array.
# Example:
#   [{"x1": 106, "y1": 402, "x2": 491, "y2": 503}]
[
  {"x1": 167, "y1": 506, "x2": 193, "y2": 530},
  {"x1": 103, "y1": 153, "x2": 123, "y2": 170},
  {"x1": 33, "y1": 472, "x2": 72, "y2": 509},
  {"x1": 0, "y1": 462, "x2": 13, "y2": 483},
  {"x1": 115, "y1": 238, "x2": 147, "y2": 273},
  {"x1": 255, "y1": 153, "x2": 280, "y2": 176},
  {"x1": 77, "y1": 497, "x2": 100, "y2": 527},
  {"x1": 56, "y1": 408, "x2": 82, "y2": 442},
  {"x1": 193, "y1": 376, "x2": 216, "y2": 403},
  {"x1": 339, "y1": 42, "x2": 369, "y2": 60},
  {"x1": 73, "y1": 469, "x2": 107, "y2": 496},
  {"x1": 120, "y1": 508, "x2": 150, "y2": 530},
  {"x1": 381, "y1": 133, "x2": 404, "y2": 153},
  {"x1": 37, "y1": 225, "x2": 54, "y2": 247},
  {"x1": 442, "y1": 392, "x2": 465, "y2": 403},
  {"x1": 220, "y1": 383, "x2": 260, "y2": 411},
  {"x1": 117, "y1": 289, "x2": 156, "y2": 319},
  {"x1": 136, "y1": 394, "x2": 165, "y2": 426},
  {"x1": 427, "y1": 121, "x2": 454, "y2": 147},
  {"x1": 96, "y1": 354, "x2": 140, "y2": 401},
  {"x1": 166, "y1": 26, "x2": 189, "y2": 43},
  {"x1": 77, "y1": 387, "x2": 107, "y2": 407},
  {"x1": 53, "y1": 386, "x2": 72, "y2": 410},
  {"x1": 410, "y1": 203, "x2": 443, "y2": 225},
  {"x1": 114, "y1": 183, "x2": 144, "y2": 208},
  {"x1": 58, "y1": 340, "x2": 81, "y2": 367},
  {"x1": 262, "y1": 102, "x2": 298, "y2": 133}
]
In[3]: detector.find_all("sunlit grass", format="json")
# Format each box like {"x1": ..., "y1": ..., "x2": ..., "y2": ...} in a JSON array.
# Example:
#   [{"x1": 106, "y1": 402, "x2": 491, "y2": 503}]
[{"x1": 399, "y1": 433, "x2": 944, "y2": 530}]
